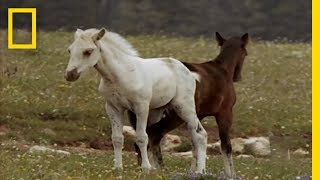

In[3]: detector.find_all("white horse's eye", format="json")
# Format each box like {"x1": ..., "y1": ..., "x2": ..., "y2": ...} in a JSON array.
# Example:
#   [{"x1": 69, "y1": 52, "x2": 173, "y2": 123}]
[
  {"x1": 67, "y1": 49, "x2": 70, "y2": 53},
  {"x1": 83, "y1": 49, "x2": 94, "y2": 56}
]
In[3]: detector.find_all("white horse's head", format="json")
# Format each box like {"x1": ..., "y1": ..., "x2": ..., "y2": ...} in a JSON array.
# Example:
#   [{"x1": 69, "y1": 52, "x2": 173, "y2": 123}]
[{"x1": 64, "y1": 28, "x2": 106, "y2": 81}]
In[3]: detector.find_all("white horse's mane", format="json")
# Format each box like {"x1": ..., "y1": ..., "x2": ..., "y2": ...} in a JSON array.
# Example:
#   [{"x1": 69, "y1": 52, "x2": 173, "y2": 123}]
[{"x1": 82, "y1": 28, "x2": 139, "y2": 57}]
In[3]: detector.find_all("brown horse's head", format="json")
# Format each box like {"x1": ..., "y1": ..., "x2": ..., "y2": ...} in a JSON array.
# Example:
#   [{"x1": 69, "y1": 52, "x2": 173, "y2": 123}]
[{"x1": 215, "y1": 32, "x2": 249, "y2": 82}]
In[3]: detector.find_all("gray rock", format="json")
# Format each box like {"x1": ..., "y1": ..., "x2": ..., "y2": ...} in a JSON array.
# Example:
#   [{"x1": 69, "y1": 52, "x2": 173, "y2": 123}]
[
  {"x1": 29, "y1": 145, "x2": 70, "y2": 155},
  {"x1": 231, "y1": 138, "x2": 246, "y2": 154},
  {"x1": 207, "y1": 137, "x2": 271, "y2": 157},
  {"x1": 122, "y1": 126, "x2": 136, "y2": 138},
  {"x1": 173, "y1": 151, "x2": 193, "y2": 158},
  {"x1": 207, "y1": 141, "x2": 221, "y2": 153},
  {"x1": 236, "y1": 154, "x2": 254, "y2": 159},
  {"x1": 161, "y1": 134, "x2": 182, "y2": 152},
  {"x1": 244, "y1": 137, "x2": 271, "y2": 156},
  {"x1": 42, "y1": 128, "x2": 56, "y2": 136},
  {"x1": 122, "y1": 125, "x2": 182, "y2": 152},
  {"x1": 293, "y1": 148, "x2": 309, "y2": 156}
]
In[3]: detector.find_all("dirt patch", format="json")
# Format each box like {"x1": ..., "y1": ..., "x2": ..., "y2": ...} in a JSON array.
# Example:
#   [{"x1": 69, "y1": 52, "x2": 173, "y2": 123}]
[
  {"x1": 0, "y1": 124, "x2": 10, "y2": 135},
  {"x1": 89, "y1": 138, "x2": 136, "y2": 151},
  {"x1": 89, "y1": 138, "x2": 113, "y2": 151},
  {"x1": 0, "y1": 124, "x2": 10, "y2": 133}
]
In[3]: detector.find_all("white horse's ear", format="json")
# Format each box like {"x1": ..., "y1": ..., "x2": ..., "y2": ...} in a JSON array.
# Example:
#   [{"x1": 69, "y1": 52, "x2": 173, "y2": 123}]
[
  {"x1": 92, "y1": 28, "x2": 106, "y2": 41},
  {"x1": 75, "y1": 29, "x2": 83, "y2": 39}
]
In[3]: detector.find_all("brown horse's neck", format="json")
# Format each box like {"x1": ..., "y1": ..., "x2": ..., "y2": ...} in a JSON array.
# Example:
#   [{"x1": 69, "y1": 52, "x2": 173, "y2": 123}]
[{"x1": 213, "y1": 46, "x2": 239, "y2": 81}]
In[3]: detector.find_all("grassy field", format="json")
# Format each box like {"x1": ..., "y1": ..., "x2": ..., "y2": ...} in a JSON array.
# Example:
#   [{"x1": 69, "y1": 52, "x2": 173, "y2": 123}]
[{"x1": 0, "y1": 30, "x2": 311, "y2": 179}]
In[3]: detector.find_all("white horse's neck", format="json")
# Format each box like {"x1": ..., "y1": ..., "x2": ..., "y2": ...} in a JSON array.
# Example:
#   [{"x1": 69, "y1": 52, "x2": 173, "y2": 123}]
[
  {"x1": 94, "y1": 39, "x2": 137, "y2": 84},
  {"x1": 88, "y1": 30, "x2": 139, "y2": 84}
]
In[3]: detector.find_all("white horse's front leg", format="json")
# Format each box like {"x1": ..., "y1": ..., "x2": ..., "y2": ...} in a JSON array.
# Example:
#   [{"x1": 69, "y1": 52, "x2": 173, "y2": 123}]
[
  {"x1": 135, "y1": 103, "x2": 151, "y2": 170},
  {"x1": 105, "y1": 103, "x2": 124, "y2": 169}
]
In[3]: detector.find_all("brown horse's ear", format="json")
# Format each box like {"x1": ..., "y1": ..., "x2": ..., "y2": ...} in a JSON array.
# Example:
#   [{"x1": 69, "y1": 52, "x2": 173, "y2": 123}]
[
  {"x1": 216, "y1": 32, "x2": 226, "y2": 46},
  {"x1": 241, "y1": 33, "x2": 249, "y2": 47}
]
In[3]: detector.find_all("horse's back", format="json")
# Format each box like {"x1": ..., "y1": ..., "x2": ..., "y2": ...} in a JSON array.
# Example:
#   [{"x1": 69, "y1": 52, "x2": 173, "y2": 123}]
[
  {"x1": 184, "y1": 61, "x2": 235, "y2": 115},
  {"x1": 140, "y1": 57, "x2": 196, "y2": 109},
  {"x1": 139, "y1": 58, "x2": 178, "y2": 109},
  {"x1": 183, "y1": 61, "x2": 227, "y2": 81},
  {"x1": 141, "y1": 57, "x2": 193, "y2": 82}
]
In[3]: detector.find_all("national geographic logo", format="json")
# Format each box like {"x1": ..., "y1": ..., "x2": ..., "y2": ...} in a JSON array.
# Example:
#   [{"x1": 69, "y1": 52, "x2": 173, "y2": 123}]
[{"x1": 8, "y1": 8, "x2": 37, "y2": 49}]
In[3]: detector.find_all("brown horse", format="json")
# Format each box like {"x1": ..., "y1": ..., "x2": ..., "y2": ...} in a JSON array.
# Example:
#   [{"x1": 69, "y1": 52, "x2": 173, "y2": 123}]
[{"x1": 128, "y1": 32, "x2": 249, "y2": 178}]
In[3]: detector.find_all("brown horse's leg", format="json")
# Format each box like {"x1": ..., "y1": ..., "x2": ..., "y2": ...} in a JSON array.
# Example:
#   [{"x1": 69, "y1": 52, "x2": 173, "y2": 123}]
[
  {"x1": 216, "y1": 111, "x2": 236, "y2": 178},
  {"x1": 147, "y1": 112, "x2": 183, "y2": 167},
  {"x1": 128, "y1": 110, "x2": 184, "y2": 167},
  {"x1": 146, "y1": 128, "x2": 164, "y2": 168},
  {"x1": 128, "y1": 110, "x2": 161, "y2": 167},
  {"x1": 127, "y1": 111, "x2": 142, "y2": 166}
]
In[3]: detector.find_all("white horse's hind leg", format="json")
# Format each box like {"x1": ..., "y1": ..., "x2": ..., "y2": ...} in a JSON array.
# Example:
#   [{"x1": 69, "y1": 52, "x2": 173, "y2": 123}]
[
  {"x1": 171, "y1": 100, "x2": 207, "y2": 173},
  {"x1": 193, "y1": 121, "x2": 207, "y2": 172},
  {"x1": 190, "y1": 146, "x2": 198, "y2": 172},
  {"x1": 105, "y1": 103, "x2": 124, "y2": 169},
  {"x1": 135, "y1": 103, "x2": 152, "y2": 170}
]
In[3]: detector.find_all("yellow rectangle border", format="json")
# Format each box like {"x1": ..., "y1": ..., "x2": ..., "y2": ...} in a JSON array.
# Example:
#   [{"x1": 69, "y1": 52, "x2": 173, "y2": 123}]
[
  {"x1": 313, "y1": 0, "x2": 318, "y2": 179},
  {"x1": 8, "y1": 8, "x2": 37, "y2": 49}
]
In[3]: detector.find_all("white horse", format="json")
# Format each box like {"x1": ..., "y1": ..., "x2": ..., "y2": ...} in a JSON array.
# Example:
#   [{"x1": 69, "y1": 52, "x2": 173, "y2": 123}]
[{"x1": 64, "y1": 28, "x2": 207, "y2": 172}]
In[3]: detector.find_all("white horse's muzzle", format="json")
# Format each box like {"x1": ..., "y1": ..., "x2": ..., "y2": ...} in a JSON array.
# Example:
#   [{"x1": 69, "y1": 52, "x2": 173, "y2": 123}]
[{"x1": 64, "y1": 68, "x2": 80, "y2": 81}]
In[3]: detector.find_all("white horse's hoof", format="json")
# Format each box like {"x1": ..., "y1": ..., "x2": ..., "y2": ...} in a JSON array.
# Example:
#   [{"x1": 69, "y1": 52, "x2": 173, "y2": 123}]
[
  {"x1": 141, "y1": 163, "x2": 152, "y2": 173},
  {"x1": 112, "y1": 166, "x2": 123, "y2": 171},
  {"x1": 194, "y1": 169, "x2": 206, "y2": 174},
  {"x1": 141, "y1": 167, "x2": 151, "y2": 173}
]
